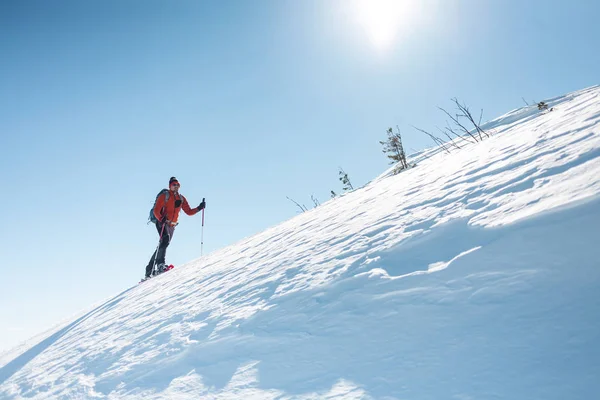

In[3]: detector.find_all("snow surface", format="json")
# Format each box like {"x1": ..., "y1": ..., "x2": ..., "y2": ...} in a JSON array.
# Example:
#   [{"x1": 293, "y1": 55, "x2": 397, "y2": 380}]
[{"x1": 1, "y1": 86, "x2": 600, "y2": 399}]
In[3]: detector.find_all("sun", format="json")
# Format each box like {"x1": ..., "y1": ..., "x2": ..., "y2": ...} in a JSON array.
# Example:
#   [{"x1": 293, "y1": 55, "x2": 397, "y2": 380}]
[{"x1": 353, "y1": 0, "x2": 417, "y2": 50}]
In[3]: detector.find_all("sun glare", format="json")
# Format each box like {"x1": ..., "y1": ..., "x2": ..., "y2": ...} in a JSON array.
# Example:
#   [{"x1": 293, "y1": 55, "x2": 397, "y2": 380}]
[{"x1": 353, "y1": 0, "x2": 417, "y2": 50}]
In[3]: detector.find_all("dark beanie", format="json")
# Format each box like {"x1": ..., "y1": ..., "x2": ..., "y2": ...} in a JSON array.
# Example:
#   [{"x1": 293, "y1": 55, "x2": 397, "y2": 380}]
[{"x1": 169, "y1": 177, "x2": 179, "y2": 185}]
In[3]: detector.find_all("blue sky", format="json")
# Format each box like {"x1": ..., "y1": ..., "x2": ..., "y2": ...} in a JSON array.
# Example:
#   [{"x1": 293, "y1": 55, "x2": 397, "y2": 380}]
[{"x1": 0, "y1": 0, "x2": 598, "y2": 351}]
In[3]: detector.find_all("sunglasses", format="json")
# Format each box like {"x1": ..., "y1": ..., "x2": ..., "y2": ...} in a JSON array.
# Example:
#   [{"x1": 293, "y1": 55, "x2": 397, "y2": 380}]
[{"x1": 170, "y1": 182, "x2": 180, "y2": 187}]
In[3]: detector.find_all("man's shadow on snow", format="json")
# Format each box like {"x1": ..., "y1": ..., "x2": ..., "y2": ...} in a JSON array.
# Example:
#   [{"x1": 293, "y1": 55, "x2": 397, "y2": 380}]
[{"x1": 0, "y1": 288, "x2": 133, "y2": 386}]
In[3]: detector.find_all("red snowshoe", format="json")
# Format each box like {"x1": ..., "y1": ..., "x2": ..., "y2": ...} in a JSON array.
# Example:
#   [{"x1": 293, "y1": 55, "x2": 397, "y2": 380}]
[{"x1": 139, "y1": 264, "x2": 175, "y2": 284}]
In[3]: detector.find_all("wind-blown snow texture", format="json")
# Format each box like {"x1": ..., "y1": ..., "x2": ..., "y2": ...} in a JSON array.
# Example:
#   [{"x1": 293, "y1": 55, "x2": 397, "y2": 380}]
[{"x1": 2, "y1": 86, "x2": 600, "y2": 399}]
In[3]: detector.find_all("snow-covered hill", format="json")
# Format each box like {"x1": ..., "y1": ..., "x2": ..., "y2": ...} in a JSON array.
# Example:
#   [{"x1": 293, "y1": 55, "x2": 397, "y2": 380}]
[{"x1": 1, "y1": 86, "x2": 600, "y2": 399}]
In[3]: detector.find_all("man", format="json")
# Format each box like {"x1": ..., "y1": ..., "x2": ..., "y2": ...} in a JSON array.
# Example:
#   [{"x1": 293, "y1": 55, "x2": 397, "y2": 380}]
[{"x1": 144, "y1": 177, "x2": 206, "y2": 279}]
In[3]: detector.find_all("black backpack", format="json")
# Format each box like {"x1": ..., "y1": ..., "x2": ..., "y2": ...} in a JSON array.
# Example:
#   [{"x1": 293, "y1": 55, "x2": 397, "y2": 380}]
[{"x1": 148, "y1": 189, "x2": 170, "y2": 224}]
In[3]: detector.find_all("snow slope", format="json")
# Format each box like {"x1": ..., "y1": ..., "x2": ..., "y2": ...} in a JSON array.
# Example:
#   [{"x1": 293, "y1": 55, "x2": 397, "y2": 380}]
[{"x1": 1, "y1": 86, "x2": 600, "y2": 399}]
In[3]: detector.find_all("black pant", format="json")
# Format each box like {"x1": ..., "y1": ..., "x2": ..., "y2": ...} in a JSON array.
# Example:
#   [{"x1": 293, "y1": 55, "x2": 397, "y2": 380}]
[{"x1": 145, "y1": 222, "x2": 175, "y2": 277}]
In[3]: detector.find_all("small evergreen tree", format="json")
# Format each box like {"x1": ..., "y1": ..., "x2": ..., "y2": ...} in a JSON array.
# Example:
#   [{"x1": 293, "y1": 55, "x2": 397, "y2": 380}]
[
  {"x1": 380, "y1": 126, "x2": 408, "y2": 172},
  {"x1": 338, "y1": 168, "x2": 354, "y2": 191},
  {"x1": 330, "y1": 190, "x2": 337, "y2": 198},
  {"x1": 538, "y1": 101, "x2": 549, "y2": 111}
]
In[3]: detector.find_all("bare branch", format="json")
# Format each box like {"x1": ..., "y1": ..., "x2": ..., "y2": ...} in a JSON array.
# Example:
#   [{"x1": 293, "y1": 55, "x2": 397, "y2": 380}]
[
  {"x1": 438, "y1": 105, "x2": 479, "y2": 142},
  {"x1": 286, "y1": 196, "x2": 308, "y2": 213},
  {"x1": 451, "y1": 98, "x2": 482, "y2": 141},
  {"x1": 436, "y1": 126, "x2": 461, "y2": 149},
  {"x1": 451, "y1": 98, "x2": 489, "y2": 140},
  {"x1": 311, "y1": 195, "x2": 320, "y2": 208},
  {"x1": 443, "y1": 121, "x2": 476, "y2": 145},
  {"x1": 412, "y1": 125, "x2": 451, "y2": 154}
]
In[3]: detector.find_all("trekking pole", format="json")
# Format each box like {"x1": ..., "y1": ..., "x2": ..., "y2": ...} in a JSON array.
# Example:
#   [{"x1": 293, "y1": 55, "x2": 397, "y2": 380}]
[
  {"x1": 201, "y1": 198, "x2": 205, "y2": 256},
  {"x1": 152, "y1": 222, "x2": 167, "y2": 276}
]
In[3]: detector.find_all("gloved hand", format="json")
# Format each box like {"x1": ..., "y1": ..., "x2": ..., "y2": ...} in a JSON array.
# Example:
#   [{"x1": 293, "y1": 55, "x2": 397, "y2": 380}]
[{"x1": 197, "y1": 199, "x2": 206, "y2": 211}]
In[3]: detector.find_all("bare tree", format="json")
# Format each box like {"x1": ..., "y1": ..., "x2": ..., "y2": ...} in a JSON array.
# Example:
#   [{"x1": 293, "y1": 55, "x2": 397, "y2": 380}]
[
  {"x1": 438, "y1": 98, "x2": 489, "y2": 142},
  {"x1": 286, "y1": 196, "x2": 308, "y2": 213},
  {"x1": 438, "y1": 107, "x2": 478, "y2": 142}
]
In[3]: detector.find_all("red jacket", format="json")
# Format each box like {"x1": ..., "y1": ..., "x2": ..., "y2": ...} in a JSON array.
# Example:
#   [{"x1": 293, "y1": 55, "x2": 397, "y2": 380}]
[{"x1": 153, "y1": 190, "x2": 199, "y2": 224}]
